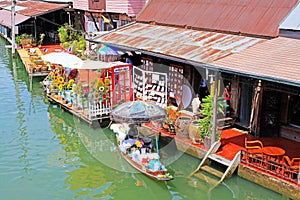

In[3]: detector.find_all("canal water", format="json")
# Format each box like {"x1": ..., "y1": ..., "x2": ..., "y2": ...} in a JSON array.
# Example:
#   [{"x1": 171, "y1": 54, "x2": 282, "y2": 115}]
[{"x1": 0, "y1": 37, "x2": 283, "y2": 200}]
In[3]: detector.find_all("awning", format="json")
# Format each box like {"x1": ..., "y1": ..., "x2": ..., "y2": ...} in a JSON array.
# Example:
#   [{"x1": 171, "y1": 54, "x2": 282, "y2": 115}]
[
  {"x1": 0, "y1": 10, "x2": 30, "y2": 28},
  {"x1": 0, "y1": 0, "x2": 68, "y2": 29},
  {"x1": 213, "y1": 37, "x2": 300, "y2": 87}
]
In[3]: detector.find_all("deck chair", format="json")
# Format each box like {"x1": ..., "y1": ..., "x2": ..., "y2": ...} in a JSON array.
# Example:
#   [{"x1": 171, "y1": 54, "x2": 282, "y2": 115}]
[
  {"x1": 244, "y1": 137, "x2": 264, "y2": 164},
  {"x1": 282, "y1": 156, "x2": 300, "y2": 178},
  {"x1": 283, "y1": 156, "x2": 300, "y2": 168}
]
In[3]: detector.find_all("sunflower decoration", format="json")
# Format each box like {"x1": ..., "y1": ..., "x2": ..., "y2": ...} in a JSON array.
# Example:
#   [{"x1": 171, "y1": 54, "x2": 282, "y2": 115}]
[
  {"x1": 99, "y1": 86, "x2": 105, "y2": 92},
  {"x1": 97, "y1": 80, "x2": 105, "y2": 92},
  {"x1": 58, "y1": 76, "x2": 64, "y2": 84},
  {"x1": 54, "y1": 75, "x2": 59, "y2": 83},
  {"x1": 57, "y1": 83, "x2": 64, "y2": 91},
  {"x1": 104, "y1": 78, "x2": 110, "y2": 86},
  {"x1": 67, "y1": 79, "x2": 74, "y2": 89}
]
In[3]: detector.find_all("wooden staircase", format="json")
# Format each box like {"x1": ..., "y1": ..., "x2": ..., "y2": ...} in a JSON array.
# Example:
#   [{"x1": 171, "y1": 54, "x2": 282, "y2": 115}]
[{"x1": 189, "y1": 141, "x2": 241, "y2": 191}]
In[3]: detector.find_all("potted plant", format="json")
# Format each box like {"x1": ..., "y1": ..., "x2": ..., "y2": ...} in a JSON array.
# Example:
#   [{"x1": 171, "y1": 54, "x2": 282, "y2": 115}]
[
  {"x1": 38, "y1": 33, "x2": 45, "y2": 47},
  {"x1": 197, "y1": 95, "x2": 227, "y2": 149},
  {"x1": 164, "y1": 106, "x2": 179, "y2": 134},
  {"x1": 20, "y1": 33, "x2": 33, "y2": 46}
]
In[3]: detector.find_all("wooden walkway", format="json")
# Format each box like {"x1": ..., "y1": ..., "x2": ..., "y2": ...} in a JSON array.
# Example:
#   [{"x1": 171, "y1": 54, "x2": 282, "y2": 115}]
[{"x1": 17, "y1": 47, "x2": 50, "y2": 77}]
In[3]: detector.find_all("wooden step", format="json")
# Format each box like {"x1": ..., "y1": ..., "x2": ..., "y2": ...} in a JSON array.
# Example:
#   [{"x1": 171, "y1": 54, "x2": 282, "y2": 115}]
[
  {"x1": 193, "y1": 172, "x2": 219, "y2": 186},
  {"x1": 200, "y1": 165, "x2": 223, "y2": 178},
  {"x1": 208, "y1": 154, "x2": 231, "y2": 167}
]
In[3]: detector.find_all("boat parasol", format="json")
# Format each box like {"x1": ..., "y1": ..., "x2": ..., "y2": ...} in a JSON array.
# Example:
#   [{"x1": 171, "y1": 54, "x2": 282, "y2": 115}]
[
  {"x1": 97, "y1": 45, "x2": 123, "y2": 55},
  {"x1": 41, "y1": 52, "x2": 83, "y2": 68},
  {"x1": 111, "y1": 100, "x2": 166, "y2": 124}
]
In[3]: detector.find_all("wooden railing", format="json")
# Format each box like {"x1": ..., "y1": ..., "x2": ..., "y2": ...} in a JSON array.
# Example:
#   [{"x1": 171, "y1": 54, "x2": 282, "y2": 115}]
[{"x1": 240, "y1": 150, "x2": 300, "y2": 184}]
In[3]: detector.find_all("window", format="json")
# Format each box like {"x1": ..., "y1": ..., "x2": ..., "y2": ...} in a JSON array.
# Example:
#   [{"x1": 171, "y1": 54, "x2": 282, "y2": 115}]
[
  {"x1": 121, "y1": 20, "x2": 129, "y2": 26},
  {"x1": 289, "y1": 95, "x2": 300, "y2": 126}
]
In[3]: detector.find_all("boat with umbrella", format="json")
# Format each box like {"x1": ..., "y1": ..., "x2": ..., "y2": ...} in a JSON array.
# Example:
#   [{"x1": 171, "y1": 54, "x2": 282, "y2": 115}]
[{"x1": 110, "y1": 100, "x2": 174, "y2": 181}]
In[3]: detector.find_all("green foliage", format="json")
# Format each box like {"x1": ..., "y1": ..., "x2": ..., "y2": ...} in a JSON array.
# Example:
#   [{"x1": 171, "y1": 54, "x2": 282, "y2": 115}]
[
  {"x1": 197, "y1": 95, "x2": 227, "y2": 141},
  {"x1": 62, "y1": 41, "x2": 71, "y2": 49},
  {"x1": 38, "y1": 33, "x2": 45, "y2": 45},
  {"x1": 57, "y1": 24, "x2": 86, "y2": 53},
  {"x1": 58, "y1": 24, "x2": 69, "y2": 43},
  {"x1": 20, "y1": 33, "x2": 33, "y2": 40},
  {"x1": 19, "y1": 33, "x2": 33, "y2": 45},
  {"x1": 77, "y1": 36, "x2": 86, "y2": 51},
  {"x1": 15, "y1": 35, "x2": 20, "y2": 44}
]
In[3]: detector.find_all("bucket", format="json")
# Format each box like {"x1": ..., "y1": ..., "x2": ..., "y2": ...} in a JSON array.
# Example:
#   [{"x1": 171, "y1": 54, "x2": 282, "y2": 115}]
[
  {"x1": 188, "y1": 120, "x2": 202, "y2": 144},
  {"x1": 175, "y1": 116, "x2": 192, "y2": 138}
]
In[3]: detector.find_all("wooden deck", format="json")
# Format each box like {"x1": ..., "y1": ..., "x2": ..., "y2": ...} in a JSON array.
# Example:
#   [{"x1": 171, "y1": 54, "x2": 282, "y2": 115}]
[
  {"x1": 143, "y1": 122, "x2": 300, "y2": 198},
  {"x1": 45, "y1": 92, "x2": 110, "y2": 127},
  {"x1": 17, "y1": 45, "x2": 65, "y2": 77}
]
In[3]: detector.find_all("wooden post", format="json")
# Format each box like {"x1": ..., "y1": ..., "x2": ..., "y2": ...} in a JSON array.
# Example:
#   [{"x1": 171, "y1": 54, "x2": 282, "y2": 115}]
[
  {"x1": 298, "y1": 169, "x2": 300, "y2": 184},
  {"x1": 30, "y1": 74, "x2": 33, "y2": 91},
  {"x1": 211, "y1": 71, "x2": 219, "y2": 146},
  {"x1": 11, "y1": 0, "x2": 16, "y2": 57}
]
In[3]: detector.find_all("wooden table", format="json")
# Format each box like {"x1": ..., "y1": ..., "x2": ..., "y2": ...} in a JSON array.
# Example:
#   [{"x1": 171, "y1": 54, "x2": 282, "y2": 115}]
[{"x1": 262, "y1": 146, "x2": 285, "y2": 161}]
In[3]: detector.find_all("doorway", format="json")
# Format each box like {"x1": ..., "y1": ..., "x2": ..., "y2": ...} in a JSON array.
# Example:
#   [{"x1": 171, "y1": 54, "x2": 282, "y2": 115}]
[{"x1": 238, "y1": 83, "x2": 253, "y2": 128}]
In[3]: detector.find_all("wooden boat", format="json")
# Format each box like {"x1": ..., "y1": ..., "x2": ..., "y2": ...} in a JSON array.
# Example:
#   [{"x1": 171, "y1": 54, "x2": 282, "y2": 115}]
[{"x1": 113, "y1": 124, "x2": 174, "y2": 181}]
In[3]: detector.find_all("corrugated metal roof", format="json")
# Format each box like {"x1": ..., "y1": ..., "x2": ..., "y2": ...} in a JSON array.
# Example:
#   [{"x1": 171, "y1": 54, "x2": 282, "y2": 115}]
[
  {"x1": 213, "y1": 37, "x2": 300, "y2": 87},
  {"x1": 280, "y1": 1, "x2": 300, "y2": 30},
  {"x1": 0, "y1": 0, "x2": 68, "y2": 17},
  {"x1": 138, "y1": 0, "x2": 298, "y2": 37},
  {"x1": 96, "y1": 22, "x2": 265, "y2": 63},
  {"x1": 0, "y1": 10, "x2": 30, "y2": 28}
]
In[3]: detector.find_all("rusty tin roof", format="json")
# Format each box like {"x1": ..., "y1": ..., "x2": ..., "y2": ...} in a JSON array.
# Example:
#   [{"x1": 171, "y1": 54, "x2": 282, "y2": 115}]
[
  {"x1": 213, "y1": 37, "x2": 300, "y2": 87},
  {"x1": 0, "y1": 10, "x2": 29, "y2": 28},
  {"x1": 96, "y1": 22, "x2": 266, "y2": 63},
  {"x1": 0, "y1": 0, "x2": 68, "y2": 17},
  {"x1": 137, "y1": 0, "x2": 298, "y2": 37}
]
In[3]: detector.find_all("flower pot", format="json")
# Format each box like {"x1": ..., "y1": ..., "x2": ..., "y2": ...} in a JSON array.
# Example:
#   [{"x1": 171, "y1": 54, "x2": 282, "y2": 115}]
[
  {"x1": 188, "y1": 120, "x2": 202, "y2": 144},
  {"x1": 41, "y1": 66, "x2": 48, "y2": 71},
  {"x1": 162, "y1": 122, "x2": 170, "y2": 131},
  {"x1": 175, "y1": 116, "x2": 193, "y2": 138},
  {"x1": 168, "y1": 124, "x2": 176, "y2": 134},
  {"x1": 57, "y1": 95, "x2": 62, "y2": 101},
  {"x1": 204, "y1": 136, "x2": 211, "y2": 149}
]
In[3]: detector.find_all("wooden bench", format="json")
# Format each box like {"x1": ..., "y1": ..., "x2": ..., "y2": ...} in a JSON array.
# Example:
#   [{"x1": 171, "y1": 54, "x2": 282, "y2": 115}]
[{"x1": 217, "y1": 117, "x2": 234, "y2": 130}]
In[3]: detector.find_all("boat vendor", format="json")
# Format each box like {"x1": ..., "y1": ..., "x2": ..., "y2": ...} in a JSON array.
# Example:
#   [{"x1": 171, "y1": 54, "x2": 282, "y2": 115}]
[{"x1": 126, "y1": 124, "x2": 139, "y2": 139}]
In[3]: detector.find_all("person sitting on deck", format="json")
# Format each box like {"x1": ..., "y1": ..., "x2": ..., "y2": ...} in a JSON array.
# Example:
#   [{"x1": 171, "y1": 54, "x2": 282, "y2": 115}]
[{"x1": 192, "y1": 93, "x2": 201, "y2": 118}]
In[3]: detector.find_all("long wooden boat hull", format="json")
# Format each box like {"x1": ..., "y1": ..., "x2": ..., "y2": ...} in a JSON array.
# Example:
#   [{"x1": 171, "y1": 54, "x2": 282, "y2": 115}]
[{"x1": 118, "y1": 148, "x2": 174, "y2": 181}]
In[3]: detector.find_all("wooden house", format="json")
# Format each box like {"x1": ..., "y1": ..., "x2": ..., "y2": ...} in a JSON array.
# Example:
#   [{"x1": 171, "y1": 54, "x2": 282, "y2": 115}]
[
  {"x1": 91, "y1": 0, "x2": 300, "y2": 197},
  {"x1": 72, "y1": 0, "x2": 148, "y2": 34}
]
